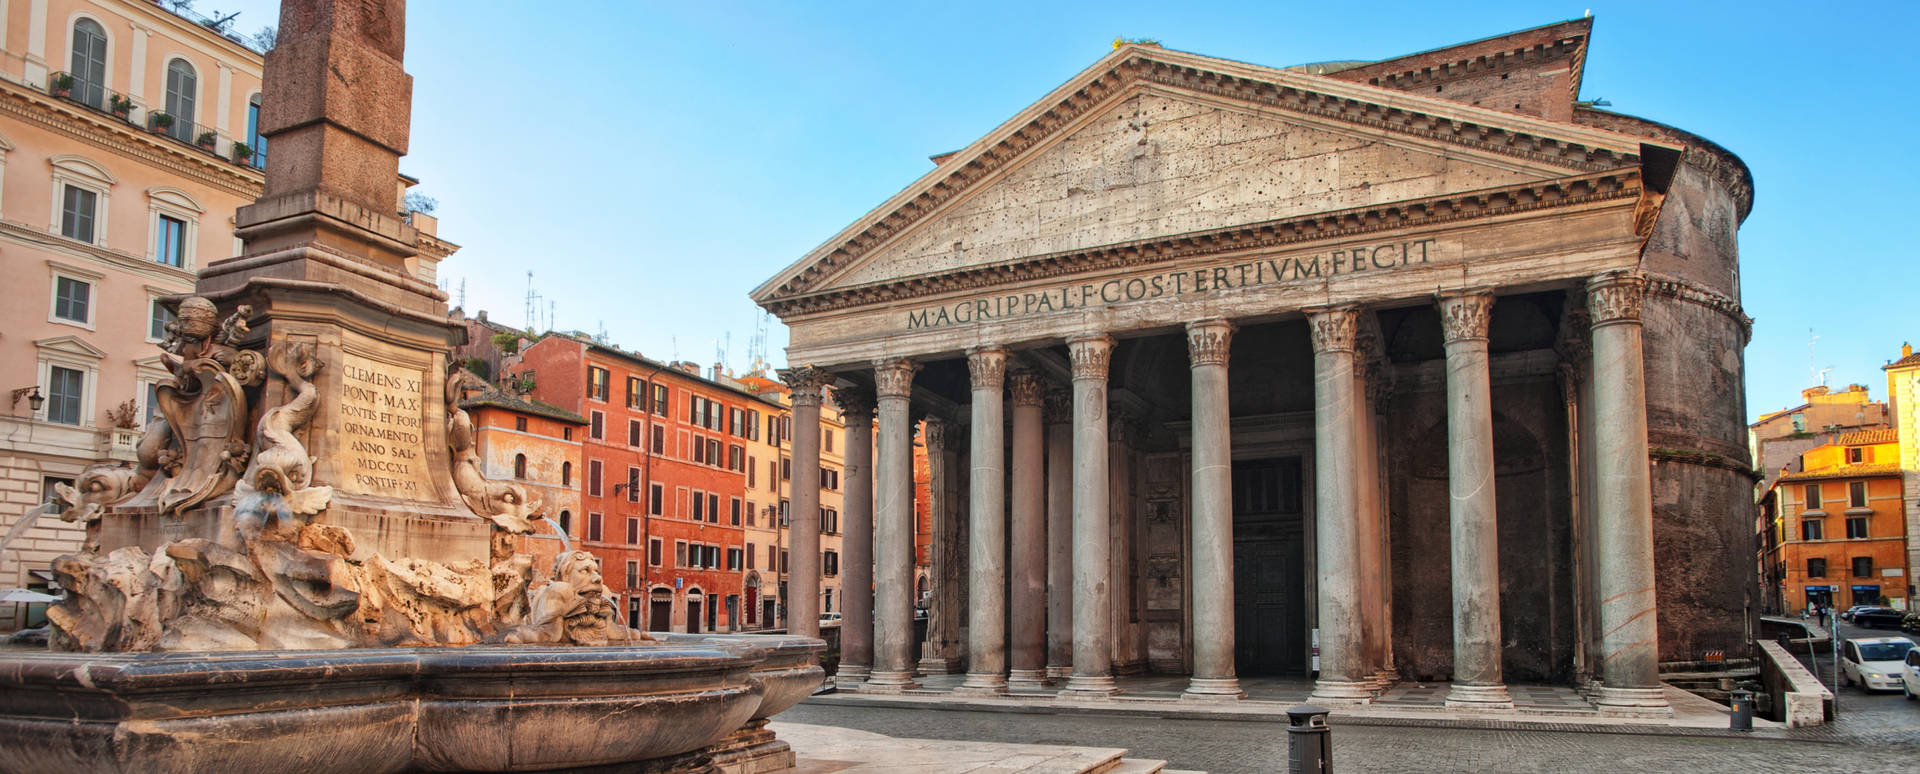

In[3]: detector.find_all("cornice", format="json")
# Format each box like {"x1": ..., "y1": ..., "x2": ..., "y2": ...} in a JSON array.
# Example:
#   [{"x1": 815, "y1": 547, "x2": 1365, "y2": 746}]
[
  {"x1": 0, "y1": 84, "x2": 266, "y2": 200},
  {"x1": 1353, "y1": 37, "x2": 1583, "y2": 92},
  {"x1": 1642, "y1": 273, "x2": 1752, "y2": 344},
  {"x1": 0, "y1": 218, "x2": 196, "y2": 287},
  {"x1": 764, "y1": 168, "x2": 1641, "y2": 318},
  {"x1": 756, "y1": 46, "x2": 1655, "y2": 306}
]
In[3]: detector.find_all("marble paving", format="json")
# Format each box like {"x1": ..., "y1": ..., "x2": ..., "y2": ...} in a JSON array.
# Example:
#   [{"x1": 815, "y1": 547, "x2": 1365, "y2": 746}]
[{"x1": 775, "y1": 721, "x2": 1151, "y2": 773}]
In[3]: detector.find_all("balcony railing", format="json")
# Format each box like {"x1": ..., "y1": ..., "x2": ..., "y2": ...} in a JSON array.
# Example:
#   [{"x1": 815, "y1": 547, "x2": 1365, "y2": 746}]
[
  {"x1": 47, "y1": 71, "x2": 136, "y2": 122},
  {"x1": 47, "y1": 71, "x2": 260, "y2": 168}
]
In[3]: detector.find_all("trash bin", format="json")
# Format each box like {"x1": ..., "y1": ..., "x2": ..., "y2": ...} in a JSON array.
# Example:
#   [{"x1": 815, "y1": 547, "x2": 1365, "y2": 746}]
[
  {"x1": 1286, "y1": 704, "x2": 1331, "y2": 774},
  {"x1": 1729, "y1": 689, "x2": 1754, "y2": 732}
]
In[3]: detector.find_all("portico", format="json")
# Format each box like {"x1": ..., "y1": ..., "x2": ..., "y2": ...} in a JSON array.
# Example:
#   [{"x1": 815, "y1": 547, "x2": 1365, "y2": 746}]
[{"x1": 755, "y1": 21, "x2": 1752, "y2": 716}]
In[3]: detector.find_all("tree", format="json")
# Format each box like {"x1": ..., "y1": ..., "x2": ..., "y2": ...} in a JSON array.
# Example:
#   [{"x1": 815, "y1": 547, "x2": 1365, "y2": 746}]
[
  {"x1": 491, "y1": 331, "x2": 521, "y2": 355},
  {"x1": 463, "y1": 358, "x2": 491, "y2": 381}
]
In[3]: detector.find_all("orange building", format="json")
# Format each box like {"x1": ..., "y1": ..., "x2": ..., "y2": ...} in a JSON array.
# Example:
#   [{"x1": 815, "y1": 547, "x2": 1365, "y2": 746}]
[
  {"x1": 460, "y1": 386, "x2": 584, "y2": 588},
  {"x1": 1760, "y1": 429, "x2": 1909, "y2": 612}
]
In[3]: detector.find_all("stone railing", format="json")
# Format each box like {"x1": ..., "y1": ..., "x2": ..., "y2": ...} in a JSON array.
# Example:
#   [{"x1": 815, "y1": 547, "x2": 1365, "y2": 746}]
[{"x1": 1758, "y1": 639, "x2": 1832, "y2": 727}]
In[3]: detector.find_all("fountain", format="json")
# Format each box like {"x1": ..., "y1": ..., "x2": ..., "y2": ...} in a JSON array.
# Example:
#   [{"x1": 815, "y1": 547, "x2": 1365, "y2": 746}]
[{"x1": 0, "y1": 2, "x2": 821, "y2": 772}]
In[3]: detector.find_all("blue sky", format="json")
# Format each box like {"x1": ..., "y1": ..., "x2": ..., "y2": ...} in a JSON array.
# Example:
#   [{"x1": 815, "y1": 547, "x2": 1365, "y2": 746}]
[{"x1": 209, "y1": 1, "x2": 1917, "y2": 420}]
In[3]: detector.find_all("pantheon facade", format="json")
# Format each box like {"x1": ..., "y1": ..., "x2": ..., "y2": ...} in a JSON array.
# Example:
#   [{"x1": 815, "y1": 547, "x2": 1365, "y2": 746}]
[{"x1": 753, "y1": 19, "x2": 1753, "y2": 714}]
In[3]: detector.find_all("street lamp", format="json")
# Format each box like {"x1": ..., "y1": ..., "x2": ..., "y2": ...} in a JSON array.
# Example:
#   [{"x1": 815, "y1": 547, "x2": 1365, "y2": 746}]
[{"x1": 10, "y1": 387, "x2": 44, "y2": 413}]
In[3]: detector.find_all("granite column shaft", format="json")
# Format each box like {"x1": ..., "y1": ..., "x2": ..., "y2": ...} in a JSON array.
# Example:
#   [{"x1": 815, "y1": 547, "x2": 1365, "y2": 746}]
[
  {"x1": 835, "y1": 388, "x2": 876, "y2": 686},
  {"x1": 1007, "y1": 371, "x2": 1048, "y2": 690},
  {"x1": 1307, "y1": 307, "x2": 1372, "y2": 704},
  {"x1": 1438, "y1": 290, "x2": 1513, "y2": 708},
  {"x1": 868, "y1": 359, "x2": 921, "y2": 691},
  {"x1": 1183, "y1": 320, "x2": 1243, "y2": 699},
  {"x1": 1061, "y1": 334, "x2": 1117, "y2": 698},
  {"x1": 958, "y1": 347, "x2": 1010, "y2": 694}
]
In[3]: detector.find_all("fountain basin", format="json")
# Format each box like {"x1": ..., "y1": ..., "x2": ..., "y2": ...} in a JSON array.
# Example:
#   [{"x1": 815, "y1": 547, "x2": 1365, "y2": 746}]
[{"x1": 0, "y1": 643, "x2": 772, "y2": 774}]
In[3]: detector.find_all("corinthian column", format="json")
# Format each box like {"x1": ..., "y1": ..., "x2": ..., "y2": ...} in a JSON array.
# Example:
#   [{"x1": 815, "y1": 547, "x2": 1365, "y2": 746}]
[
  {"x1": 1060, "y1": 334, "x2": 1118, "y2": 699},
  {"x1": 1044, "y1": 389, "x2": 1074, "y2": 681},
  {"x1": 1183, "y1": 319, "x2": 1244, "y2": 700},
  {"x1": 868, "y1": 359, "x2": 921, "y2": 692},
  {"x1": 1306, "y1": 307, "x2": 1373, "y2": 704},
  {"x1": 918, "y1": 418, "x2": 963, "y2": 673},
  {"x1": 780, "y1": 366, "x2": 832, "y2": 639},
  {"x1": 1437, "y1": 290, "x2": 1513, "y2": 709},
  {"x1": 835, "y1": 386, "x2": 876, "y2": 687},
  {"x1": 1586, "y1": 273, "x2": 1670, "y2": 716},
  {"x1": 1007, "y1": 369, "x2": 1048, "y2": 690},
  {"x1": 958, "y1": 347, "x2": 1010, "y2": 695}
]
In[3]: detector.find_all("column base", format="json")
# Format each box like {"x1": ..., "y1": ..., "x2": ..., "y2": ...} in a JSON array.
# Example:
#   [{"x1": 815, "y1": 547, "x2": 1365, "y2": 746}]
[
  {"x1": 1309, "y1": 679, "x2": 1376, "y2": 705},
  {"x1": 1369, "y1": 668, "x2": 1400, "y2": 689},
  {"x1": 1057, "y1": 673, "x2": 1119, "y2": 700},
  {"x1": 835, "y1": 664, "x2": 871, "y2": 688},
  {"x1": 1045, "y1": 664, "x2": 1073, "y2": 681},
  {"x1": 1593, "y1": 686, "x2": 1673, "y2": 717},
  {"x1": 953, "y1": 672, "x2": 1009, "y2": 696},
  {"x1": 917, "y1": 656, "x2": 962, "y2": 675},
  {"x1": 1180, "y1": 677, "x2": 1246, "y2": 701},
  {"x1": 1006, "y1": 669, "x2": 1049, "y2": 692},
  {"x1": 859, "y1": 670, "x2": 920, "y2": 694},
  {"x1": 1444, "y1": 683, "x2": 1514, "y2": 710}
]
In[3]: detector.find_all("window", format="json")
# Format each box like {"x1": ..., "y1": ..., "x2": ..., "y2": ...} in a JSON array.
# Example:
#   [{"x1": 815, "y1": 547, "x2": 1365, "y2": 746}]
[
  {"x1": 730, "y1": 497, "x2": 742, "y2": 526},
  {"x1": 626, "y1": 560, "x2": 639, "y2": 590},
  {"x1": 143, "y1": 382, "x2": 160, "y2": 423},
  {"x1": 707, "y1": 545, "x2": 721, "y2": 568},
  {"x1": 1848, "y1": 481, "x2": 1867, "y2": 508},
  {"x1": 824, "y1": 429, "x2": 835, "y2": 454},
  {"x1": 692, "y1": 490, "x2": 706, "y2": 522},
  {"x1": 587, "y1": 512, "x2": 603, "y2": 542},
  {"x1": 587, "y1": 460, "x2": 603, "y2": 497},
  {"x1": 708, "y1": 493, "x2": 720, "y2": 524},
  {"x1": 821, "y1": 468, "x2": 840, "y2": 491},
  {"x1": 731, "y1": 408, "x2": 745, "y2": 437},
  {"x1": 163, "y1": 59, "x2": 196, "y2": 143},
  {"x1": 558, "y1": 510, "x2": 571, "y2": 535},
  {"x1": 626, "y1": 517, "x2": 640, "y2": 544},
  {"x1": 747, "y1": 410, "x2": 760, "y2": 441},
  {"x1": 692, "y1": 436, "x2": 706, "y2": 464},
  {"x1": 745, "y1": 501, "x2": 756, "y2": 527},
  {"x1": 1801, "y1": 518, "x2": 1823, "y2": 541},
  {"x1": 155, "y1": 215, "x2": 186, "y2": 267},
  {"x1": 52, "y1": 276, "x2": 91, "y2": 325},
  {"x1": 69, "y1": 20, "x2": 108, "y2": 108},
  {"x1": 746, "y1": 543, "x2": 756, "y2": 569},
  {"x1": 727, "y1": 548, "x2": 743, "y2": 571},
  {"x1": 60, "y1": 185, "x2": 97, "y2": 243},
  {"x1": 708, "y1": 438, "x2": 722, "y2": 467},
  {"x1": 1807, "y1": 557, "x2": 1826, "y2": 578},
  {"x1": 626, "y1": 467, "x2": 640, "y2": 503},
  {"x1": 588, "y1": 366, "x2": 610, "y2": 402},
  {"x1": 747, "y1": 456, "x2": 758, "y2": 488},
  {"x1": 823, "y1": 550, "x2": 839, "y2": 577},
  {"x1": 1847, "y1": 447, "x2": 1865, "y2": 464},
  {"x1": 589, "y1": 410, "x2": 605, "y2": 440},
  {"x1": 781, "y1": 458, "x2": 791, "y2": 481},
  {"x1": 246, "y1": 94, "x2": 267, "y2": 170},
  {"x1": 675, "y1": 540, "x2": 688, "y2": 568},
  {"x1": 820, "y1": 507, "x2": 838, "y2": 534},
  {"x1": 688, "y1": 394, "x2": 699, "y2": 424},
  {"x1": 1804, "y1": 484, "x2": 1822, "y2": 511},
  {"x1": 652, "y1": 384, "x2": 668, "y2": 415},
  {"x1": 648, "y1": 537, "x2": 663, "y2": 566},
  {"x1": 564, "y1": 427, "x2": 573, "y2": 441},
  {"x1": 1852, "y1": 556, "x2": 1874, "y2": 578},
  {"x1": 769, "y1": 460, "x2": 779, "y2": 487},
  {"x1": 514, "y1": 416, "x2": 528, "y2": 432},
  {"x1": 148, "y1": 299, "x2": 174, "y2": 342},
  {"x1": 650, "y1": 424, "x2": 664, "y2": 455},
  {"x1": 768, "y1": 545, "x2": 777, "y2": 571},
  {"x1": 648, "y1": 482, "x2": 663, "y2": 515},
  {"x1": 729, "y1": 444, "x2": 744, "y2": 472},
  {"x1": 45, "y1": 365, "x2": 85, "y2": 425},
  {"x1": 1846, "y1": 515, "x2": 1869, "y2": 539},
  {"x1": 561, "y1": 461, "x2": 572, "y2": 486},
  {"x1": 513, "y1": 454, "x2": 527, "y2": 479},
  {"x1": 627, "y1": 377, "x2": 644, "y2": 409}
]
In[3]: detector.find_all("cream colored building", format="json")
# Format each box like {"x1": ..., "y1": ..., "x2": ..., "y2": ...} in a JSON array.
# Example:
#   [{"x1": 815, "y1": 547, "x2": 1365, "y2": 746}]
[
  {"x1": 1884, "y1": 344, "x2": 1920, "y2": 610},
  {"x1": 0, "y1": 0, "x2": 268, "y2": 629}
]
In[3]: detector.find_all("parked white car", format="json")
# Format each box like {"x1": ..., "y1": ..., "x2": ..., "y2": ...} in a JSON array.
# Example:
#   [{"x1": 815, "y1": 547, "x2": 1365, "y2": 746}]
[
  {"x1": 1839, "y1": 637, "x2": 1914, "y2": 692},
  {"x1": 1903, "y1": 647, "x2": 1920, "y2": 700}
]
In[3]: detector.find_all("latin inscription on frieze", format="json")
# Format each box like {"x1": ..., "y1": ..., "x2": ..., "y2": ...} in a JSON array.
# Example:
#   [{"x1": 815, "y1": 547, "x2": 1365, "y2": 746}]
[
  {"x1": 904, "y1": 238, "x2": 1444, "y2": 330},
  {"x1": 335, "y1": 352, "x2": 434, "y2": 498}
]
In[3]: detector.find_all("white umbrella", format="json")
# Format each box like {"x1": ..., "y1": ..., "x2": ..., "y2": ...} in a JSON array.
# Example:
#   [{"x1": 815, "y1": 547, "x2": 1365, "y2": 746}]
[{"x1": 0, "y1": 588, "x2": 61, "y2": 604}]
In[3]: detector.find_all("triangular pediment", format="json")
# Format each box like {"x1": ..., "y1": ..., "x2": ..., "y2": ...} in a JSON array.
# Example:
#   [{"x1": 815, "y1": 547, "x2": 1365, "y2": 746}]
[
  {"x1": 35, "y1": 335, "x2": 109, "y2": 359},
  {"x1": 755, "y1": 42, "x2": 1670, "y2": 309}
]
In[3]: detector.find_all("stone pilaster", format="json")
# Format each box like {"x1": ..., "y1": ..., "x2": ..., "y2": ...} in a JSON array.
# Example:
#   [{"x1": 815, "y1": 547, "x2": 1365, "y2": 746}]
[
  {"x1": 779, "y1": 366, "x2": 833, "y2": 639},
  {"x1": 1007, "y1": 369, "x2": 1048, "y2": 691},
  {"x1": 1043, "y1": 389, "x2": 1075, "y2": 681},
  {"x1": 834, "y1": 386, "x2": 876, "y2": 687},
  {"x1": 867, "y1": 359, "x2": 921, "y2": 692},
  {"x1": 1437, "y1": 290, "x2": 1514, "y2": 709},
  {"x1": 1306, "y1": 307, "x2": 1373, "y2": 704},
  {"x1": 1182, "y1": 320, "x2": 1244, "y2": 700},
  {"x1": 1586, "y1": 273, "x2": 1671, "y2": 716},
  {"x1": 957, "y1": 347, "x2": 1010, "y2": 695},
  {"x1": 1060, "y1": 334, "x2": 1118, "y2": 699}
]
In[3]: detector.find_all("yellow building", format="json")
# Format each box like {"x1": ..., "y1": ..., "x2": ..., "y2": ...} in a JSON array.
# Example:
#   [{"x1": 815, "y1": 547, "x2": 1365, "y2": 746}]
[
  {"x1": 1885, "y1": 343, "x2": 1920, "y2": 609},
  {"x1": 737, "y1": 372, "x2": 849, "y2": 629},
  {"x1": 1760, "y1": 429, "x2": 1909, "y2": 612}
]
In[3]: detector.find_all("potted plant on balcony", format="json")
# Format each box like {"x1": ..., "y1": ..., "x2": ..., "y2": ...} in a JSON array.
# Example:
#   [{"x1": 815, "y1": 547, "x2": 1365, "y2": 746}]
[
  {"x1": 148, "y1": 112, "x2": 174, "y2": 134},
  {"x1": 108, "y1": 94, "x2": 134, "y2": 120},
  {"x1": 50, "y1": 73, "x2": 73, "y2": 98},
  {"x1": 195, "y1": 131, "x2": 217, "y2": 151},
  {"x1": 231, "y1": 142, "x2": 253, "y2": 165}
]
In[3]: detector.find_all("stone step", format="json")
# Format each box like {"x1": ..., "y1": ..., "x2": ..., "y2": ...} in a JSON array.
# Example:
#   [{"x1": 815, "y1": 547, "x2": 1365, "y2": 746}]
[{"x1": 1091, "y1": 758, "x2": 1168, "y2": 774}]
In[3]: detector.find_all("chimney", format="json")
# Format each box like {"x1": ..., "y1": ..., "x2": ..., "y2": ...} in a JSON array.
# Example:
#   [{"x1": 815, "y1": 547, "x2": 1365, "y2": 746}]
[{"x1": 1905, "y1": 342, "x2": 1914, "y2": 358}]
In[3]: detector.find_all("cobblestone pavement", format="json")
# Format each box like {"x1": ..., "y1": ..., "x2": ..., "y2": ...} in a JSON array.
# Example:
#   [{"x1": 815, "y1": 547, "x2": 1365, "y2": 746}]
[
  {"x1": 783, "y1": 699, "x2": 1920, "y2": 773},
  {"x1": 1793, "y1": 619, "x2": 1920, "y2": 747}
]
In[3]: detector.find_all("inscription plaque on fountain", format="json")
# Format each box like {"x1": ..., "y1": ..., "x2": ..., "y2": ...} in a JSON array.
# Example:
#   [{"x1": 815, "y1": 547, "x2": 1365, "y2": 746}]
[{"x1": 335, "y1": 350, "x2": 434, "y2": 498}]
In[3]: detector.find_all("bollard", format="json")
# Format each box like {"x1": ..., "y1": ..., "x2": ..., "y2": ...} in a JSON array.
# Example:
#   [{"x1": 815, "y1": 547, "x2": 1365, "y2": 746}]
[
  {"x1": 1729, "y1": 689, "x2": 1754, "y2": 732},
  {"x1": 1286, "y1": 704, "x2": 1332, "y2": 774}
]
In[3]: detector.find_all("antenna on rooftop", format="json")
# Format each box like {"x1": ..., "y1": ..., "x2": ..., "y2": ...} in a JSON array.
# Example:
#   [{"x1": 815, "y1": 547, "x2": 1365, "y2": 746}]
[
  {"x1": 748, "y1": 311, "x2": 770, "y2": 373},
  {"x1": 524, "y1": 271, "x2": 543, "y2": 332},
  {"x1": 456, "y1": 278, "x2": 466, "y2": 311},
  {"x1": 1808, "y1": 328, "x2": 1820, "y2": 387}
]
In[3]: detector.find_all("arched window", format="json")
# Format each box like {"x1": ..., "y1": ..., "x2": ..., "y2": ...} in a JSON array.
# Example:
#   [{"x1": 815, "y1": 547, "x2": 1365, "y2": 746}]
[
  {"x1": 245, "y1": 93, "x2": 267, "y2": 169},
  {"x1": 561, "y1": 461, "x2": 572, "y2": 486},
  {"x1": 513, "y1": 453, "x2": 528, "y2": 479},
  {"x1": 69, "y1": 20, "x2": 107, "y2": 108},
  {"x1": 557, "y1": 510, "x2": 571, "y2": 536},
  {"x1": 163, "y1": 59, "x2": 196, "y2": 142}
]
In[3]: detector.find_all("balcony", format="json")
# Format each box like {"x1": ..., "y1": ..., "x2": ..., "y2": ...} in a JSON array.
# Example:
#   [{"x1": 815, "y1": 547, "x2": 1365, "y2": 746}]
[{"x1": 47, "y1": 72, "x2": 263, "y2": 169}]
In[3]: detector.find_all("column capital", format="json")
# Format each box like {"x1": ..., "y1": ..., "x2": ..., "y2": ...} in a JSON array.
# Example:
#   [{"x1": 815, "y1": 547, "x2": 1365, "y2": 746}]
[
  {"x1": 922, "y1": 416, "x2": 947, "y2": 451},
  {"x1": 1186, "y1": 319, "x2": 1235, "y2": 367},
  {"x1": 1042, "y1": 388, "x2": 1072, "y2": 425},
  {"x1": 1436, "y1": 289, "x2": 1496, "y2": 344},
  {"x1": 967, "y1": 347, "x2": 1009, "y2": 391},
  {"x1": 1586, "y1": 272, "x2": 1646, "y2": 327},
  {"x1": 873, "y1": 358, "x2": 920, "y2": 398},
  {"x1": 1067, "y1": 334, "x2": 1115, "y2": 381},
  {"x1": 833, "y1": 385, "x2": 876, "y2": 425},
  {"x1": 780, "y1": 366, "x2": 834, "y2": 407},
  {"x1": 1305, "y1": 306, "x2": 1360, "y2": 354},
  {"x1": 1007, "y1": 368, "x2": 1045, "y2": 407}
]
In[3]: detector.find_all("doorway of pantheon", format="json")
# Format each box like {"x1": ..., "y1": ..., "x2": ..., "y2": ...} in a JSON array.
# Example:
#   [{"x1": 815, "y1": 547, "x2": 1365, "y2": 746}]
[{"x1": 1232, "y1": 456, "x2": 1308, "y2": 675}]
